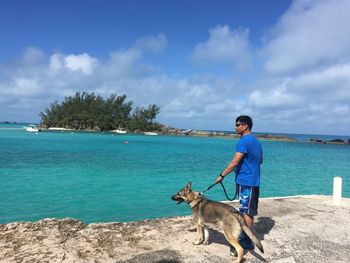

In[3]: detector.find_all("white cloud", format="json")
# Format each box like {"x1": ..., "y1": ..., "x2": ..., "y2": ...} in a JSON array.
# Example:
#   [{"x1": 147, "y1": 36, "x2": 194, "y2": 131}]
[
  {"x1": 49, "y1": 53, "x2": 98, "y2": 75},
  {"x1": 287, "y1": 63, "x2": 350, "y2": 110},
  {"x1": 263, "y1": 0, "x2": 350, "y2": 75},
  {"x1": 134, "y1": 33, "x2": 168, "y2": 52},
  {"x1": 192, "y1": 25, "x2": 252, "y2": 69},
  {"x1": 12, "y1": 77, "x2": 42, "y2": 96},
  {"x1": 64, "y1": 53, "x2": 98, "y2": 75},
  {"x1": 49, "y1": 54, "x2": 63, "y2": 73},
  {"x1": 107, "y1": 48, "x2": 143, "y2": 76},
  {"x1": 249, "y1": 78, "x2": 300, "y2": 109}
]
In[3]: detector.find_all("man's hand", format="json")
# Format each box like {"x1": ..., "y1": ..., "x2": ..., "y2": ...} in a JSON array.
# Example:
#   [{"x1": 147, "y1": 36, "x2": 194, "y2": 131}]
[{"x1": 215, "y1": 173, "x2": 224, "y2": 183}]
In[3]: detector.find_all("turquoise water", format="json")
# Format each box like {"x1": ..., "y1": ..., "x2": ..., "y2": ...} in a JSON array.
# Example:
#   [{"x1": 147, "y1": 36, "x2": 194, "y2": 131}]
[{"x1": 1, "y1": 123, "x2": 349, "y2": 224}]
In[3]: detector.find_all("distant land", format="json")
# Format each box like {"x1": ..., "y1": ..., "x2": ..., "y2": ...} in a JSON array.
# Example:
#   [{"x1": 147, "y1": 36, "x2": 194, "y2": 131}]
[
  {"x1": 37, "y1": 124, "x2": 350, "y2": 144},
  {"x1": 0, "y1": 121, "x2": 17, "y2": 124},
  {"x1": 1, "y1": 121, "x2": 349, "y2": 144}
]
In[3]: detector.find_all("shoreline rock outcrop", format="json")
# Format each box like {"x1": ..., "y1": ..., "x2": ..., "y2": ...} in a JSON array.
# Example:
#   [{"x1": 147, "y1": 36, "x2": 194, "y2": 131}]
[
  {"x1": 41, "y1": 125, "x2": 299, "y2": 142},
  {"x1": 1, "y1": 195, "x2": 349, "y2": 263},
  {"x1": 309, "y1": 138, "x2": 350, "y2": 145}
]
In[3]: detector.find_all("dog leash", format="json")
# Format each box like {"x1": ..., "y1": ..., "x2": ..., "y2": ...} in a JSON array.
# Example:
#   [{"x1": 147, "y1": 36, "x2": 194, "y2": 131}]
[
  {"x1": 220, "y1": 182, "x2": 238, "y2": 201},
  {"x1": 200, "y1": 182, "x2": 219, "y2": 194},
  {"x1": 200, "y1": 181, "x2": 238, "y2": 201}
]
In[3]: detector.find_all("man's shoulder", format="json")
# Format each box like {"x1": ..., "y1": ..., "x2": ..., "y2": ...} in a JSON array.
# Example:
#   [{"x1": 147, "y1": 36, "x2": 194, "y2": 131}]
[
  {"x1": 241, "y1": 134, "x2": 262, "y2": 148},
  {"x1": 241, "y1": 134, "x2": 258, "y2": 142}
]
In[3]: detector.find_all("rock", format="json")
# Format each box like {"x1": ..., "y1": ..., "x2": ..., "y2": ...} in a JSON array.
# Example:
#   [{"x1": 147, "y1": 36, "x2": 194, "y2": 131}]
[
  {"x1": 327, "y1": 139, "x2": 345, "y2": 144},
  {"x1": 257, "y1": 134, "x2": 297, "y2": 142},
  {"x1": 309, "y1": 138, "x2": 325, "y2": 143}
]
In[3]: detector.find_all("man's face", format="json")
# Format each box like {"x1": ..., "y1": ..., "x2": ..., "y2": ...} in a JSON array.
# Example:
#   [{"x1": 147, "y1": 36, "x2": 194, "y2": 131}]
[{"x1": 235, "y1": 122, "x2": 247, "y2": 134}]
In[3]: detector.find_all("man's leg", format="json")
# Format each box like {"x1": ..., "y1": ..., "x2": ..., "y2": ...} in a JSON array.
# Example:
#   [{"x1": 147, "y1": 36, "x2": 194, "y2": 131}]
[
  {"x1": 231, "y1": 185, "x2": 255, "y2": 256},
  {"x1": 238, "y1": 185, "x2": 258, "y2": 250}
]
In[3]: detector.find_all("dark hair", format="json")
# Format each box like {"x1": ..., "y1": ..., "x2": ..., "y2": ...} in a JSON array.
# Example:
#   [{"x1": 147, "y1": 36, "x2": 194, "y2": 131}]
[{"x1": 236, "y1": 115, "x2": 253, "y2": 130}]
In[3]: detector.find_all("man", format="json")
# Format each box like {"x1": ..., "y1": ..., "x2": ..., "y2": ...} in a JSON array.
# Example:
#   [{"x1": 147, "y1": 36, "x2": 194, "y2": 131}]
[{"x1": 215, "y1": 115, "x2": 262, "y2": 252}]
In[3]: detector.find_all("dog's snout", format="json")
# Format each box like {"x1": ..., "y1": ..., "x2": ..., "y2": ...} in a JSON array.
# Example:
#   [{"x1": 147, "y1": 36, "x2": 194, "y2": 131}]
[{"x1": 171, "y1": 194, "x2": 184, "y2": 204}]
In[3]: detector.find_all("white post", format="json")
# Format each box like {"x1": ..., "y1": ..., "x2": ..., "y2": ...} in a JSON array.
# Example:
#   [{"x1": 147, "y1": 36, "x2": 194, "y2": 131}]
[{"x1": 333, "y1": 177, "x2": 342, "y2": 206}]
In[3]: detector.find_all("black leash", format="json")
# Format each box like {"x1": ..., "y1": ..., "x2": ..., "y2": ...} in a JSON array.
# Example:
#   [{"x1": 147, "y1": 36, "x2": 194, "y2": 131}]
[
  {"x1": 200, "y1": 180, "x2": 238, "y2": 201},
  {"x1": 219, "y1": 181, "x2": 238, "y2": 201},
  {"x1": 200, "y1": 182, "x2": 219, "y2": 194}
]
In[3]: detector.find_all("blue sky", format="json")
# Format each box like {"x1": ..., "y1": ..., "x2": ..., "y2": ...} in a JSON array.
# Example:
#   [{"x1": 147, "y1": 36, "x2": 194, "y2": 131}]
[{"x1": 1, "y1": 0, "x2": 350, "y2": 135}]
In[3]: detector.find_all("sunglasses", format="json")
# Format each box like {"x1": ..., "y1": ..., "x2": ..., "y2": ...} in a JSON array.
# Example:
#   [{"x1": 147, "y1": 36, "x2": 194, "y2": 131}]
[{"x1": 235, "y1": 123, "x2": 245, "y2": 128}]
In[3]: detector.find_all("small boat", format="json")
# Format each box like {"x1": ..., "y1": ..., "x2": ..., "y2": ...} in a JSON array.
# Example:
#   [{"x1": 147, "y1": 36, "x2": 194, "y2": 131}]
[
  {"x1": 25, "y1": 125, "x2": 41, "y2": 132},
  {"x1": 113, "y1": 129, "x2": 127, "y2": 134},
  {"x1": 144, "y1": 132, "x2": 158, "y2": 136}
]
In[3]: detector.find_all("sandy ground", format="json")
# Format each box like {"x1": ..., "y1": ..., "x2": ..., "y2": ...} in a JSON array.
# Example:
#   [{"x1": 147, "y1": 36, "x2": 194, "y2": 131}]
[{"x1": 0, "y1": 195, "x2": 349, "y2": 263}]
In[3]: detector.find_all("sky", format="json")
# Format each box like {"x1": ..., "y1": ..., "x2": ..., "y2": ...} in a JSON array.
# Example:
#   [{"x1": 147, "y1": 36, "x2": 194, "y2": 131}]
[{"x1": 0, "y1": 0, "x2": 349, "y2": 136}]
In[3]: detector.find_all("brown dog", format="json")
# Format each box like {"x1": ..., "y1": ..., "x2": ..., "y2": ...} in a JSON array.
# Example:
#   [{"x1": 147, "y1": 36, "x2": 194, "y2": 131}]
[{"x1": 171, "y1": 182, "x2": 264, "y2": 263}]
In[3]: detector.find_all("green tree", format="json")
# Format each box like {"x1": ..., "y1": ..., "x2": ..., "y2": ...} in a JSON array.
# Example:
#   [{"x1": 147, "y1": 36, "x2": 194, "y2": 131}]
[
  {"x1": 39, "y1": 92, "x2": 160, "y2": 132},
  {"x1": 127, "y1": 104, "x2": 161, "y2": 131}
]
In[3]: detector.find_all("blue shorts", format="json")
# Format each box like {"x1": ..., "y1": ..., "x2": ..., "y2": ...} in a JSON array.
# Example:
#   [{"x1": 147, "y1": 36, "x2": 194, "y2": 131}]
[{"x1": 238, "y1": 184, "x2": 259, "y2": 217}]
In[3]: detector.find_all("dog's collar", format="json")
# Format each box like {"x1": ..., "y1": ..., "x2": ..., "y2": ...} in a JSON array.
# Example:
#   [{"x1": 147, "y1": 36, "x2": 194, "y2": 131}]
[{"x1": 189, "y1": 195, "x2": 202, "y2": 208}]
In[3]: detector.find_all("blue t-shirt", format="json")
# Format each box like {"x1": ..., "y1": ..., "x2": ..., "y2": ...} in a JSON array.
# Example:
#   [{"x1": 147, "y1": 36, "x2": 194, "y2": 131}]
[{"x1": 235, "y1": 134, "x2": 262, "y2": 187}]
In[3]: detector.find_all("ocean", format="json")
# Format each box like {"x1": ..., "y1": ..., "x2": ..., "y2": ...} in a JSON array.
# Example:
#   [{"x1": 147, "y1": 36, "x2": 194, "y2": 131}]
[{"x1": 0, "y1": 123, "x2": 349, "y2": 224}]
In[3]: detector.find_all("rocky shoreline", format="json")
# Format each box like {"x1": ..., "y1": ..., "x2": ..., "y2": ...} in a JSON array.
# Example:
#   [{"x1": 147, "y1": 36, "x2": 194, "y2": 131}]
[
  {"x1": 39, "y1": 125, "x2": 298, "y2": 142},
  {"x1": 25, "y1": 124, "x2": 350, "y2": 144},
  {"x1": 1, "y1": 195, "x2": 349, "y2": 263},
  {"x1": 309, "y1": 138, "x2": 350, "y2": 145}
]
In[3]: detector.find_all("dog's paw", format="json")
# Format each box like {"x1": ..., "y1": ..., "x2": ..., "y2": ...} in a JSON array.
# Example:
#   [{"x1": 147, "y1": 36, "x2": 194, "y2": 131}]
[
  {"x1": 202, "y1": 240, "x2": 209, "y2": 245},
  {"x1": 193, "y1": 239, "x2": 204, "y2": 245}
]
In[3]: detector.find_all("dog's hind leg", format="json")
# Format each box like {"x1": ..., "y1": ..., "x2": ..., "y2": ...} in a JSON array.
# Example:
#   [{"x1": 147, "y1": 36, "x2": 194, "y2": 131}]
[{"x1": 223, "y1": 228, "x2": 244, "y2": 263}]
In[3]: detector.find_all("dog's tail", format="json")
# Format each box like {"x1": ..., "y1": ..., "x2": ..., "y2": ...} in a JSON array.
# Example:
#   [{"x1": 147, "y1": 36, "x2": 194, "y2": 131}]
[{"x1": 242, "y1": 224, "x2": 264, "y2": 253}]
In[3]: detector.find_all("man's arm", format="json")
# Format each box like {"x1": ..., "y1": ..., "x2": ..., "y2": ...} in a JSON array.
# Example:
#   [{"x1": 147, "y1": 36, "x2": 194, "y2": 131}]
[{"x1": 215, "y1": 152, "x2": 244, "y2": 183}]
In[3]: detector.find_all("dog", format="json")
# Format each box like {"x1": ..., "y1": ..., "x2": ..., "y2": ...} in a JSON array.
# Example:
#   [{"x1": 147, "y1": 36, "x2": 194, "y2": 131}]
[{"x1": 171, "y1": 182, "x2": 264, "y2": 263}]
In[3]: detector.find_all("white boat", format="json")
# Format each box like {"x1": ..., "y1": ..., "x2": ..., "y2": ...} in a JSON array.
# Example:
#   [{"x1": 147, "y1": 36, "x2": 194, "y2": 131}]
[
  {"x1": 113, "y1": 129, "x2": 127, "y2": 134},
  {"x1": 25, "y1": 125, "x2": 41, "y2": 132},
  {"x1": 144, "y1": 132, "x2": 158, "y2": 136}
]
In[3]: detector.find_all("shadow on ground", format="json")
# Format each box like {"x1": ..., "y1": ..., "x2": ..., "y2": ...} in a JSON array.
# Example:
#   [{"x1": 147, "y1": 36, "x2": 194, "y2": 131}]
[
  {"x1": 255, "y1": 216, "x2": 275, "y2": 240},
  {"x1": 187, "y1": 216, "x2": 275, "y2": 245}
]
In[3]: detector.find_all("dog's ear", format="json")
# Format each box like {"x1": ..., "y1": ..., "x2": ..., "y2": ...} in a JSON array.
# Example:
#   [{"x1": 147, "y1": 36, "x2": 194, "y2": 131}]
[{"x1": 185, "y1": 182, "x2": 192, "y2": 193}]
